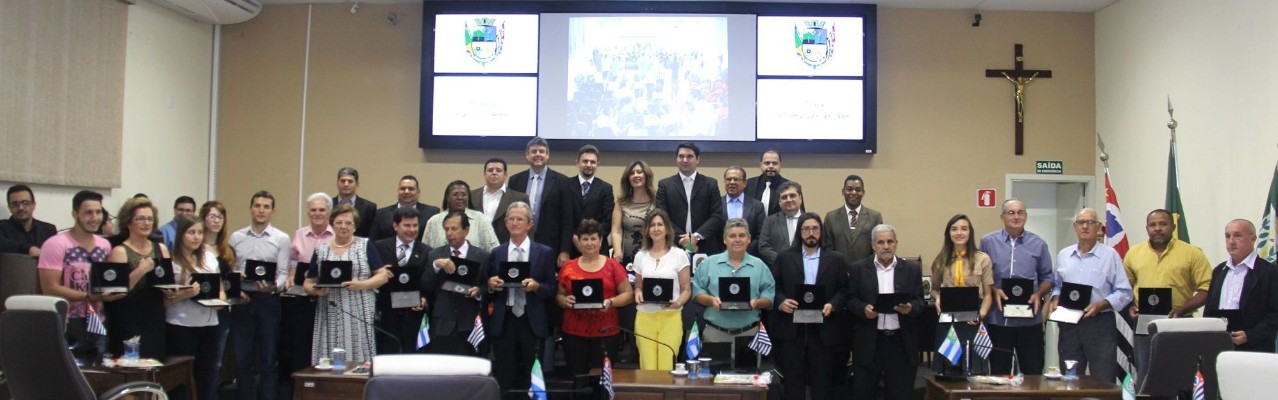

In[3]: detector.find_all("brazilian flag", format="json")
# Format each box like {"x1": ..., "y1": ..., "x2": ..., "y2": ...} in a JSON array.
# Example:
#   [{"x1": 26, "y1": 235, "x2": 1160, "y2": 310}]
[{"x1": 1166, "y1": 140, "x2": 1190, "y2": 243}]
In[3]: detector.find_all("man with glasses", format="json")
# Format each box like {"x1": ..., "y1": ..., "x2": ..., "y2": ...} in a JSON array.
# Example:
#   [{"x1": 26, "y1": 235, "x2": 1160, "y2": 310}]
[
  {"x1": 0, "y1": 185, "x2": 57, "y2": 256},
  {"x1": 1048, "y1": 208, "x2": 1132, "y2": 383},
  {"x1": 159, "y1": 196, "x2": 197, "y2": 249},
  {"x1": 978, "y1": 199, "x2": 1054, "y2": 375}
]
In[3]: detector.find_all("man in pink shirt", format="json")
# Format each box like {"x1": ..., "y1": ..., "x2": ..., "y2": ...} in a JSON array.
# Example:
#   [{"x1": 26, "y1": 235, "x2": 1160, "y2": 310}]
[{"x1": 37, "y1": 190, "x2": 124, "y2": 353}]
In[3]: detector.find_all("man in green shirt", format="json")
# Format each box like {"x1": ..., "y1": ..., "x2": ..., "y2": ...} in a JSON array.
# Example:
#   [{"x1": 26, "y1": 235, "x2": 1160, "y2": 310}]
[{"x1": 693, "y1": 218, "x2": 776, "y2": 369}]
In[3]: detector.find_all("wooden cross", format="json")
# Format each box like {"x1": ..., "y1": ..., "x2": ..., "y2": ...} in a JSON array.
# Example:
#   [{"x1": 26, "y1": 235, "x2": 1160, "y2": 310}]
[{"x1": 986, "y1": 44, "x2": 1052, "y2": 155}]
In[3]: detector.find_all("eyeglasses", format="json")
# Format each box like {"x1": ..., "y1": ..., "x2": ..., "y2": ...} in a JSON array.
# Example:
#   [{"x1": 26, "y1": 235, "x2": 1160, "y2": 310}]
[
  {"x1": 8, "y1": 200, "x2": 32, "y2": 208},
  {"x1": 1003, "y1": 210, "x2": 1027, "y2": 216},
  {"x1": 204, "y1": 214, "x2": 225, "y2": 221},
  {"x1": 132, "y1": 216, "x2": 155, "y2": 223},
  {"x1": 1073, "y1": 220, "x2": 1100, "y2": 227}
]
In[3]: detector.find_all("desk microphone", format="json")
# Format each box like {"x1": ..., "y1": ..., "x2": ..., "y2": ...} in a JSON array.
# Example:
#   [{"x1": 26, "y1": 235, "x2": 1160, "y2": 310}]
[
  {"x1": 327, "y1": 300, "x2": 404, "y2": 357},
  {"x1": 600, "y1": 325, "x2": 679, "y2": 369}
]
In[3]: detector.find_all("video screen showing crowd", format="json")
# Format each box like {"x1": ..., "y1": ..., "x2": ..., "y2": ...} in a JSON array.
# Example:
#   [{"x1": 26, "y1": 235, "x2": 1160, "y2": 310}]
[{"x1": 7, "y1": 137, "x2": 1275, "y2": 400}]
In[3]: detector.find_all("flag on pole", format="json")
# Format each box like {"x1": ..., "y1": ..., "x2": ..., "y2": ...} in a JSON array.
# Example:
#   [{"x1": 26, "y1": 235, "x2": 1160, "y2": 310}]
[
  {"x1": 686, "y1": 322, "x2": 702, "y2": 360},
  {"x1": 1104, "y1": 167, "x2": 1132, "y2": 258},
  {"x1": 1115, "y1": 310, "x2": 1136, "y2": 399},
  {"x1": 601, "y1": 355, "x2": 615, "y2": 400},
  {"x1": 416, "y1": 315, "x2": 431, "y2": 350},
  {"x1": 973, "y1": 323, "x2": 993, "y2": 359},
  {"x1": 1166, "y1": 139, "x2": 1191, "y2": 243},
  {"x1": 1192, "y1": 366, "x2": 1206, "y2": 400},
  {"x1": 529, "y1": 358, "x2": 547, "y2": 400},
  {"x1": 467, "y1": 315, "x2": 486, "y2": 352},
  {"x1": 1259, "y1": 162, "x2": 1278, "y2": 263},
  {"x1": 747, "y1": 323, "x2": 772, "y2": 356},
  {"x1": 938, "y1": 325, "x2": 963, "y2": 366},
  {"x1": 86, "y1": 304, "x2": 106, "y2": 336}
]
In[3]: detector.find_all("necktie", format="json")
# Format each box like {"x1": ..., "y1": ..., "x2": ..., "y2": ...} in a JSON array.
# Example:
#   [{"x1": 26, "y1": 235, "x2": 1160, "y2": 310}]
[
  {"x1": 761, "y1": 180, "x2": 772, "y2": 212},
  {"x1": 509, "y1": 247, "x2": 527, "y2": 317},
  {"x1": 787, "y1": 215, "x2": 798, "y2": 245},
  {"x1": 953, "y1": 249, "x2": 967, "y2": 287},
  {"x1": 684, "y1": 176, "x2": 694, "y2": 234},
  {"x1": 582, "y1": 180, "x2": 591, "y2": 198},
  {"x1": 529, "y1": 175, "x2": 541, "y2": 219},
  {"x1": 848, "y1": 209, "x2": 859, "y2": 230},
  {"x1": 397, "y1": 244, "x2": 409, "y2": 267},
  {"x1": 453, "y1": 248, "x2": 461, "y2": 258}
]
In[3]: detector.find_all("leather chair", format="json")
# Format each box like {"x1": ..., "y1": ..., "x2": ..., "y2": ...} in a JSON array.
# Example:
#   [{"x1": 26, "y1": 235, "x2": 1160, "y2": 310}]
[
  {"x1": 1136, "y1": 318, "x2": 1232, "y2": 400},
  {"x1": 0, "y1": 253, "x2": 40, "y2": 312},
  {"x1": 364, "y1": 354, "x2": 499, "y2": 400},
  {"x1": 0, "y1": 295, "x2": 167, "y2": 400},
  {"x1": 1216, "y1": 350, "x2": 1278, "y2": 399}
]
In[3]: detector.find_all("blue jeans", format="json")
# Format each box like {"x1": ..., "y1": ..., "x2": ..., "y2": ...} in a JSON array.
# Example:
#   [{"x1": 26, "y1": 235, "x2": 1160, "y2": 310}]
[{"x1": 232, "y1": 293, "x2": 280, "y2": 400}]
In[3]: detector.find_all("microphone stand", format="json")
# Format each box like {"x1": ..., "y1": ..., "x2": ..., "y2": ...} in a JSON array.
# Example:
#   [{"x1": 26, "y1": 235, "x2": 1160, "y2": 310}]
[
  {"x1": 601, "y1": 325, "x2": 679, "y2": 372},
  {"x1": 327, "y1": 300, "x2": 403, "y2": 361}
]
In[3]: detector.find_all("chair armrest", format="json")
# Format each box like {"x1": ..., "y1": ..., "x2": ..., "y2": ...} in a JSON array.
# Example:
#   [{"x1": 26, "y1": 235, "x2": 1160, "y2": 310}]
[{"x1": 98, "y1": 381, "x2": 168, "y2": 400}]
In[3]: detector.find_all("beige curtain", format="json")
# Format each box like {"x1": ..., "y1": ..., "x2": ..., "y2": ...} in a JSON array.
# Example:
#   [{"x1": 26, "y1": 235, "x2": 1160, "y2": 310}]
[{"x1": 0, "y1": 0, "x2": 128, "y2": 188}]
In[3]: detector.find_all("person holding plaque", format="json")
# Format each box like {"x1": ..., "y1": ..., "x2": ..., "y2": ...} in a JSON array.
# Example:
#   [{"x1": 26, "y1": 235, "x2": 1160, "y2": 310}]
[
  {"x1": 372, "y1": 207, "x2": 431, "y2": 354},
  {"x1": 228, "y1": 191, "x2": 292, "y2": 400},
  {"x1": 304, "y1": 205, "x2": 391, "y2": 365},
  {"x1": 486, "y1": 202, "x2": 557, "y2": 400},
  {"x1": 556, "y1": 219, "x2": 633, "y2": 376},
  {"x1": 928, "y1": 214, "x2": 992, "y2": 374},
  {"x1": 692, "y1": 218, "x2": 775, "y2": 370},
  {"x1": 771, "y1": 213, "x2": 849, "y2": 400},
  {"x1": 632, "y1": 209, "x2": 691, "y2": 371},
  {"x1": 978, "y1": 199, "x2": 1054, "y2": 375},
  {"x1": 163, "y1": 215, "x2": 224, "y2": 400},
  {"x1": 1204, "y1": 219, "x2": 1278, "y2": 353},
  {"x1": 847, "y1": 224, "x2": 924, "y2": 400},
  {"x1": 104, "y1": 196, "x2": 172, "y2": 360},
  {"x1": 280, "y1": 193, "x2": 331, "y2": 388},
  {"x1": 424, "y1": 211, "x2": 490, "y2": 355},
  {"x1": 1047, "y1": 208, "x2": 1132, "y2": 383}
]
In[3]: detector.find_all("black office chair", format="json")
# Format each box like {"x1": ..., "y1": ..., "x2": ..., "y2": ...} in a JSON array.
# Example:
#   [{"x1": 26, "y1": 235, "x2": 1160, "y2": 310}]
[
  {"x1": 1136, "y1": 318, "x2": 1232, "y2": 400},
  {"x1": 0, "y1": 295, "x2": 168, "y2": 400},
  {"x1": 364, "y1": 354, "x2": 500, "y2": 400}
]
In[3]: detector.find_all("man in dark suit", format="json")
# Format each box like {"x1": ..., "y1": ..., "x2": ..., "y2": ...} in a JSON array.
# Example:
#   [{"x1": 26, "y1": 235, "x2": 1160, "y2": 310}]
[
  {"x1": 485, "y1": 202, "x2": 557, "y2": 400},
  {"x1": 506, "y1": 137, "x2": 571, "y2": 261},
  {"x1": 332, "y1": 167, "x2": 378, "y2": 237},
  {"x1": 847, "y1": 224, "x2": 924, "y2": 400},
  {"x1": 655, "y1": 142, "x2": 725, "y2": 255},
  {"x1": 758, "y1": 181, "x2": 805, "y2": 268},
  {"x1": 822, "y1": 174, "x2": 883, "y2": 265},
  {"x1": 771, "y1": 213, "x2": 849, "y2": 400},
  {"x1": 743, "y1": 150, "x2": 791, "y2": 216},
  {"x1": 0, "y1": 184, "x2": 57, "y2": 256},
  {"x1": 562, "y1": 145, "x2": 615, "y2": 261},
  {"x1": 372, "y1": 207, "x2": 432, "y2": 354},
  {"x1": 423, "y1": 210, "x2": 491, "y2": 356},
  {"x1": 722, "y1": 166, "x2": 765, "y2": 257},
  {"x1": 1204, "y1": 219, "x2": 1278, "y2": 353},
  {"x1": 370, "y1": 175, "x2": 441, "y2": 242},
  {"x1": 469, "y1": 158, "x2": 529, "y2": 244}
]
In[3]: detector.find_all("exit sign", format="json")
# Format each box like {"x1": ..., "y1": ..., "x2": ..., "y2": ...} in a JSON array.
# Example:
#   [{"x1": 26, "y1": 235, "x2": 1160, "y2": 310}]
[{"x1": 1036, "y1": 160, "x2": 1063, "y2": 174}]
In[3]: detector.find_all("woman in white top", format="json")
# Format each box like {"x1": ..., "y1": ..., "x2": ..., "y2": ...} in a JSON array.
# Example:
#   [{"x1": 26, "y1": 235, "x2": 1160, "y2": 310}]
[
  {"x1": 163, "y1": 215, "x2": 225, "y2": 400},
  {"x1": 631, "y1": 209, "x2": 692, "y2": 371},
  {"x1": 423, "y1": 180, "x2": 500, "y2": 251}
]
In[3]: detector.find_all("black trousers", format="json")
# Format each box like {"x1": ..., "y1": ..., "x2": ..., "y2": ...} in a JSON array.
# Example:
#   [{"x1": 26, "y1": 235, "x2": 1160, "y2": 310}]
[
  {"x1": 377, "y1": 306, "x2": 426, "y2": 354},
  {"x1": 777, "y1": 327, "x2": 836, "y2": 400},
  {"x1": 986, "y1": 323, "x2": 1045, "y2": 375},
  {"x1": 561, "y1": 333, "x2": 620, "y2": 377},
  {"x1": 278, "y1": 295, "x2": 316, "y2": 381},
  {"x1": 852, "y1": 332, "x2": 915, "y2": 400},
  {"x1": 428, "y1": 330, "x2": 479, "y2": 356},
  {"x1": 492, "y1": 315, "x2": 541, "y2": 400},
  {"x1": 167, "y1": 323, "x2": 222, "y2": 400}
]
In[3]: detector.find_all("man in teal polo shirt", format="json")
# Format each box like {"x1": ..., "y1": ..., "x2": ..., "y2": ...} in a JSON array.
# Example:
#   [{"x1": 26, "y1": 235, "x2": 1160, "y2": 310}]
[{"x1": 693, "y1": 218, "x2": 776, "y2": 369}]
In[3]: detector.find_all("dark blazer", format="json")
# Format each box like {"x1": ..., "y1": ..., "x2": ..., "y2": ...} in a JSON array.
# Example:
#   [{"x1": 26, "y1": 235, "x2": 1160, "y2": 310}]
[
  {"x1": 758, "y1": 212, "x2": 798, "y2": 268},
  {"x1": 821, "y1": 205, "x2": 883, "y2": 266},
  {"x1": 846, "y1": 256, "x2": 925, "y2": 367},
  {"x1": 372, "y1": 238, "x2": 432, "y2": 310},
  {"x1": 562, "y1": 176, "x2": 615, "y2": 258},
  {"x1": 654, "y1": 172, "x2": 725, "y2": 255},
  {"x1": 508, "y1": 168, "x2": 571, "y2": 257},
  {"x1": 485, "y1": 240, "x2": 558, "y2": 338},
  {"x1": 369, "y1": 203, "x2": 441, "y2": 243},
  {"x1": 744, "y1": 175, "x2": 792, "y2": 216},
  {"x1": 0, "y1": 217, "x2": 57, "y2": 254},
  {"x1": 468, "y1": 188, "x2": 530, "y2": 244},
  {"x1": 1204, "y1": 257, "x2": 1278, "y2": 352},
  {"x1": 422, "y1": 242, "x2": 491, "y2": 337},
  {"x1": 333, "y1": 195, "x2": 379, "y2": 238},
  {"x1": 770, "y1": 247, "x2": 850, "y2": 347},
  {"x1": 722, "y1": 194, "x2": 766, "y2": 257}
]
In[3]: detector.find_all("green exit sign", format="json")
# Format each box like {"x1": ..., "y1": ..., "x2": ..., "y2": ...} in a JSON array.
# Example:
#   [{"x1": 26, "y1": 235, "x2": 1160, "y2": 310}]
[{"x1": 1036, "y1": 160, "x2": 1063, "y2": 174}]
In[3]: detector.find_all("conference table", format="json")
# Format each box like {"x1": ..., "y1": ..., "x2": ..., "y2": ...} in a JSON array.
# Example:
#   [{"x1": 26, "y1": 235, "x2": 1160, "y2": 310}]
[
  {"x1": 80, "y1": 356, "x2": 197, "y2": 399},
  {"x1": 924, "y1": 374, "x2": 1122, "y2": 400},
  {"x1": 604, "y1": 369, "x2": 768, "y2": 400}
]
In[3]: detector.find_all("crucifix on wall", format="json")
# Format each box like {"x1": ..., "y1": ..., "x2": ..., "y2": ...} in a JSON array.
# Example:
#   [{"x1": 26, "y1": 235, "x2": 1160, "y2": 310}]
[{"x1": 986, "y1": 44, "x2": 1052, "y2": 155}]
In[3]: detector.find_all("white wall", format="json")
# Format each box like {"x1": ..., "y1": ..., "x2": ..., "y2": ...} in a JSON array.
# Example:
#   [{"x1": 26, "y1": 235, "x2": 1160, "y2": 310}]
[
  {"x1": 1096, "y1": 0, "x2": 1278, "y2": 263},
  {"x1": 0, "y1": 0, "x2": 214, "y2": 229}
]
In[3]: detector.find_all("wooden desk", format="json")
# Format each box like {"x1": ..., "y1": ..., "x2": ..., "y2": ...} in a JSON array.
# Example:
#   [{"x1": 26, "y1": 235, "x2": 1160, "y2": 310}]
[
  {"x1": 81, "y1": 356, "x2": 197, "y2": 399},
  {"x1": 924, "y1": 375, "x2": 1122, "y2": 400},
  {"x1": 609, "y1": 369, "x2": 767, "y2": 400},
  {"x1": 292, "y1": 367, "x2": 369, "y2": 400}
]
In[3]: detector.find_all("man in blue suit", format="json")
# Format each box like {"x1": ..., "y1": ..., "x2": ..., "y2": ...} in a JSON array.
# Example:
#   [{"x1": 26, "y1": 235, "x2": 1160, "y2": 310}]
[{"x1": 486, "y1": 201, "x2": 557, "y2": 400}]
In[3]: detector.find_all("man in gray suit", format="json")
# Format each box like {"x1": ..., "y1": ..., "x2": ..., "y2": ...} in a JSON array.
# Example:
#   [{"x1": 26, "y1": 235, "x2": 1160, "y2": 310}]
[
  {"x1": 721, "y1": 166, "x2": 765, "y2": 257},
  {"x1": 470, "y1": 158, "x2": 529, "y2": 244},
  {"x1": 758, "y1": 181, "x2": 805, "y2": 268},
  {"x1": 423, "y1": 210, "x2": 491, "y2": 356},
  {"x1": 822, "y1": 175, "x2": 883, "y2": 265}
]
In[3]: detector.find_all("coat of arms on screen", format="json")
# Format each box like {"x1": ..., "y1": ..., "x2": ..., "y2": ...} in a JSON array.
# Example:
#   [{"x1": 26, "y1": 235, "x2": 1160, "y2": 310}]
[
  {"x1": 465, "y1": 17, "x2": 505, "y2": 66},
  {"x1": 794, "y1": 19, "x2": 835, "y2": 69}
]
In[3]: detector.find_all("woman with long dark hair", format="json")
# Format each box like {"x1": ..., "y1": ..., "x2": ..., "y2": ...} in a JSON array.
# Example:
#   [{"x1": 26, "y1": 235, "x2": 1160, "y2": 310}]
[
  {"x1": 930, "y1": 214, "x2": 993, "y2": 374},
  {"x1": 164, "y1": 215, "x2": 225, "y2": 400}
]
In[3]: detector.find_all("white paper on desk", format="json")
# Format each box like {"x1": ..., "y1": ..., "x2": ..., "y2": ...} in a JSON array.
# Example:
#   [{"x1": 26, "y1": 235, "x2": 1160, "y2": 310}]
[{"x1": 1048, "y1": 308, "x2": 1083, "y2": 324}]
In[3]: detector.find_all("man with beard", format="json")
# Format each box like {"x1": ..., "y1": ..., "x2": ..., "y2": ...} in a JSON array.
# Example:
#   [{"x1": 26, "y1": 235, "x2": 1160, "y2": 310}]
[
  {"x1": 1123, "y1": 209, "x2": 1211, "y2": 372},
  {"x1": 847, "y1": 224, "x2": 924, "y2": 400},
  {"x1": 771, "y1": 213, "x2": 849, "y2": 400},
  {"x1": 38, "y1": 190, "x2": 123, "y2": 353},
  {"x1": 758, "y1": 181, "x2": 805, "y2": 268},
  {"x1": 744, "y1": 150, "x2": 791, "y2": 216},
  {"x1": 562, "y1": 145, "x2": 615, "y2": 260},
  {"x1": 0, "y1": 184, "x2": 57, "y2": 256}
]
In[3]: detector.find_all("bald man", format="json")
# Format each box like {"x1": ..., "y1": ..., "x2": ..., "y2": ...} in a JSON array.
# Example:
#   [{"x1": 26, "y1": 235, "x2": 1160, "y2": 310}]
[
  {"x1": 1203, "y1": 219, "x2": 1278, "y2": 352},
  {"x1": 1048, "y1": 208, "x2": 1133, "y2": 383}
]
